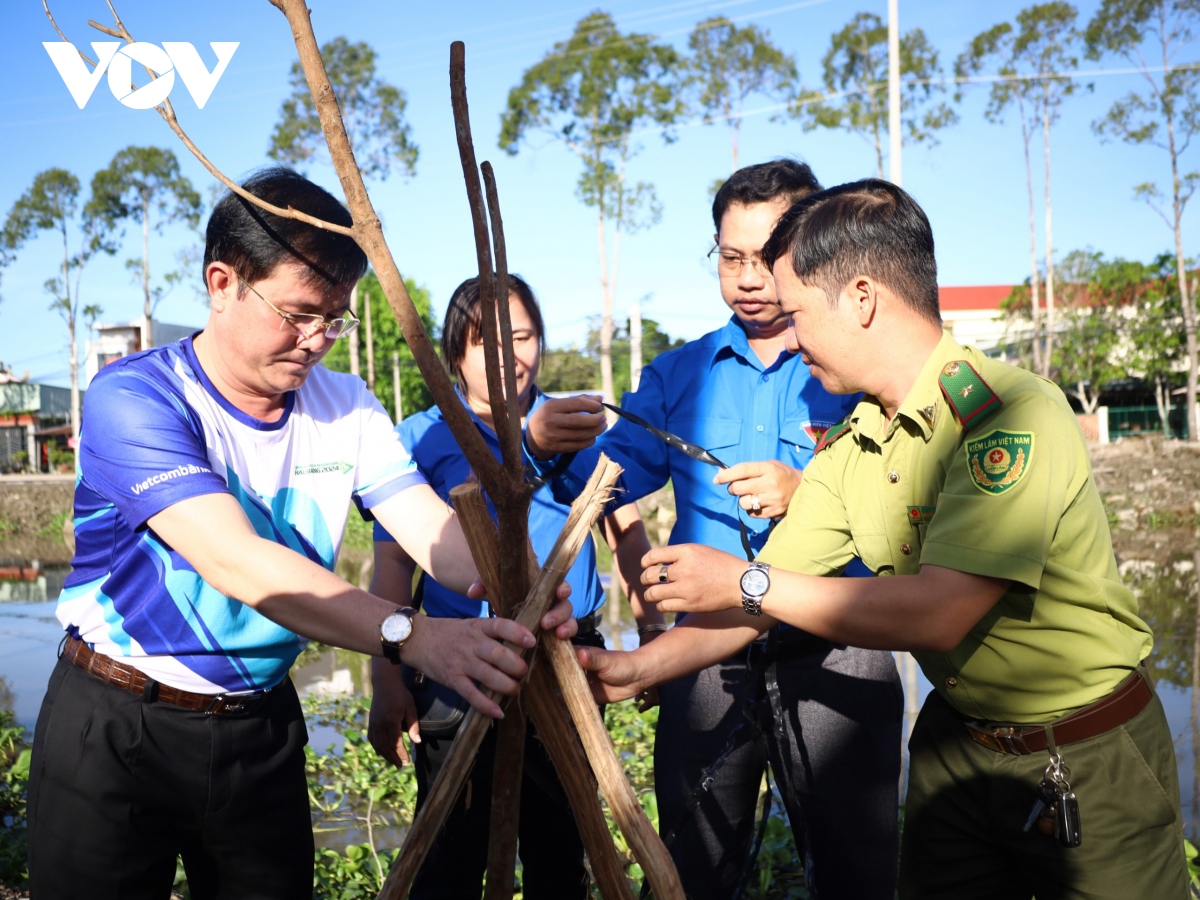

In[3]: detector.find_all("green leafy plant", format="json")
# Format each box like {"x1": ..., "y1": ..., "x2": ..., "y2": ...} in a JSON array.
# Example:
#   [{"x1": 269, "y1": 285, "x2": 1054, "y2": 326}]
[{"x1": 0, "y1": 710, "x2": 31, "y2": 889}]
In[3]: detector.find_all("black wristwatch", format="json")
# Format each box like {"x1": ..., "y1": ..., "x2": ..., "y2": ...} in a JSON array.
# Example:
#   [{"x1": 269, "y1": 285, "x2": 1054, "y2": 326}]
[
  {"x1": 380, "y1": 607, "x2": 417, "y2": 664},
  {"x1": 740, "y1": 562, "x2": 771, "y2": 617}
]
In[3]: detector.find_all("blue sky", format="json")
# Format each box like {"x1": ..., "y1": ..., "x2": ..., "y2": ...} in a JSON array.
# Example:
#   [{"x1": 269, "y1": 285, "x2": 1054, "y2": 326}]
[{"x1": 0, "y1": 0, "x2": 1196, "y2": 387}]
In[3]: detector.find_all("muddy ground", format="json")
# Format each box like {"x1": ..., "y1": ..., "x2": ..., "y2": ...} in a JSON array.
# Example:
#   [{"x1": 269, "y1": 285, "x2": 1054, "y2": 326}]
[
  {"x1": 1091, "y1": 436, "x2": 1200, "y2": 569},
  {"x1": 0, "y1": 478, "x2": 75, "y2": 566}
]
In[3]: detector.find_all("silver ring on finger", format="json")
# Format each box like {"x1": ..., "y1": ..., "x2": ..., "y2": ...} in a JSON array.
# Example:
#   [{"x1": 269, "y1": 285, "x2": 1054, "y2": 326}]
[
  {"x1": 658, "y1": 563, "x2": 670, "y2": 584},
  {"x1": 750, "y1": 494, "x2": 761, "y2": 514}
]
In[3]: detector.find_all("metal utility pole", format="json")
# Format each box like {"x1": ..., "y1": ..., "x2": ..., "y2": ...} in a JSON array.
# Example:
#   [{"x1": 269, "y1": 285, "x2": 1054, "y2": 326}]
[
  {"x1": 888, "y1": 0, "x2": 918, "y2": 800},
  {"x1": 888, "y1": 0, "x2": 902, "y2": 187}
]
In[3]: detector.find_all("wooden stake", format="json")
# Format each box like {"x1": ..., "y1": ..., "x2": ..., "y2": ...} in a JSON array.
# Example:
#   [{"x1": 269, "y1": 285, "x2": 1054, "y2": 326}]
[{"x1": 380, "y1": 457, "x2": 622, "y2": 899}]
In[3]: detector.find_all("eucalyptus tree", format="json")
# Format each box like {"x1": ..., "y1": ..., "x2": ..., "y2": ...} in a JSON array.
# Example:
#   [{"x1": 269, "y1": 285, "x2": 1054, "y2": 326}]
[
  {"x1": 1086, "y1": 0, "x2": 1200, "y2": 442},
  {"x1": 500, "y1": 11, "x2": 684, "y2": 409},
  {"x1": 1051, "y1": 249, "x2": 1133, "y2": 413},
  {"x1": 686, "y1": 16, "x2": 797, "y2": 173},
  {"x1": 269, "y1": 35, "x2": 418, "y2": 391},
  {"x1": 956, "y1": 20, "x2": 1045, "y2": 374},
  {"x1": 1126, "y1": 253, "x2": 1186, "y2": 431},
  {"x1": 956, "y1": 4, "x2": 1083, "y2": 377},
  {"x1": 1, "y1": 168, "x2": 113, "y2": 439},
  {"x1": 86, "y1": 146, "x2": 201, "y2": 349},
  {"x1": 793, "y1": 11, "x2": 956, "y2": 179}
]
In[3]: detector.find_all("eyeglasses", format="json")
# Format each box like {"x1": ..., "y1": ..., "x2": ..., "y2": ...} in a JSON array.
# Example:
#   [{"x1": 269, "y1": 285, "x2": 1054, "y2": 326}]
[
  {"x1": 236, "y1": 272, "x2": 360, "y2": 340},
  {"x1": 707, "y1": 246, "x2": 773, "y2": 280}
]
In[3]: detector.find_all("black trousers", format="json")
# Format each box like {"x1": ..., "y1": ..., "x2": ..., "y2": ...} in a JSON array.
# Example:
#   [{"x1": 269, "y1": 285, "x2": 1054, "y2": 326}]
[
  {"x1": 409, "y1": 628, "x2": 606, "y2": 900},
  {"x1": 27, "y1": 655, "x2": 313, "y2": 900},
  {"x1": 654, "y1": 641, "x2": 903, "y2": 900}
]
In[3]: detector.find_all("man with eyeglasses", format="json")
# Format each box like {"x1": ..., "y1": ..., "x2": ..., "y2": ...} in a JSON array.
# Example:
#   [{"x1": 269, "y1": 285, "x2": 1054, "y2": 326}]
[
  {"x1": 525, "y1": 160, "x2": 902, "y2": 899},
  {"x1": 26, "y1": 167, "x2": 577, "y2": 899}
]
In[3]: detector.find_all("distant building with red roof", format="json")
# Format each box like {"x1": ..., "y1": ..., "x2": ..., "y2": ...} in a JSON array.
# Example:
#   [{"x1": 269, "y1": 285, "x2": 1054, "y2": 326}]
[{"x1": 938, "y1": 284, "x2": 1016, "y2": 355}]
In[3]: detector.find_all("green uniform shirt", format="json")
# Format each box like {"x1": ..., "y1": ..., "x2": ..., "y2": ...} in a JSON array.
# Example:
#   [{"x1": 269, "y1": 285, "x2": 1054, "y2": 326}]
[{"x1": 758, "y1": 331, "x2": 1152, "y2": 724}]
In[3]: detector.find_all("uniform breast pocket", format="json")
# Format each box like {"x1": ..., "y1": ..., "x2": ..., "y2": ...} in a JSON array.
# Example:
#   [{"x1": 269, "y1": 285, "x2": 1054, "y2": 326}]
[{"x1": 664, "y1": 416, "x2": 742, "y2": 463}]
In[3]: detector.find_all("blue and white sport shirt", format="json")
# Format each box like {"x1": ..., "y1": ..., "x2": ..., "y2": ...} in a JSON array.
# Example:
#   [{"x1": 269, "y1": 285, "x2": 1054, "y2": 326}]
[{"x1": 59, "y1": 337, "x2": 426, "y2": 694}]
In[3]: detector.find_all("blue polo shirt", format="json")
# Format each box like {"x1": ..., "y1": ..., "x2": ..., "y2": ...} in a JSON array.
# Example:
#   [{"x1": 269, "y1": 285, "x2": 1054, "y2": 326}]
[
  {"x1": 529, "y1": 317, "x2": 861, "y2": 561},
  {"x1": 374, "y1": 389, "x2": 605, "y2": 620}
]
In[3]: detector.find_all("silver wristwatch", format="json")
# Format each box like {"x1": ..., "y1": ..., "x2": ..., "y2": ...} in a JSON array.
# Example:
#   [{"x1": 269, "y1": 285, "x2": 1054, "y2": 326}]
[
  {"x1": 740, "y1": 562, "x2": 771, "y2": 617},
  {"x1": 380, "y1": 607, "x2": 417, "y2": 664}
]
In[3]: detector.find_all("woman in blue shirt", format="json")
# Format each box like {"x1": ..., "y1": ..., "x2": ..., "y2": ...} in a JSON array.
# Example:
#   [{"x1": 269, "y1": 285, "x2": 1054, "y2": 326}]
[{"x1": 368, "y1": 274, "x2": 658, "y2": 899}]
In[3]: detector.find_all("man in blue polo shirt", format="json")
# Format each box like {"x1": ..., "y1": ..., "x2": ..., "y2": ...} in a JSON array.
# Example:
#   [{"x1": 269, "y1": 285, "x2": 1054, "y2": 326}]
[
  {"x1": 526, "y1": 160, "x2": 903, "y2": 899},
  {"x1": 26, "y1": 169, "x2": 575, "y2": 899}
]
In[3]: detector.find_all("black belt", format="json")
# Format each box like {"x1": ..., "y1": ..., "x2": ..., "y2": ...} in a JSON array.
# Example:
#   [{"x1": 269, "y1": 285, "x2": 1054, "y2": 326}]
[{"x1": 576, "y1": 611, "x2": 602, "y2": 634}]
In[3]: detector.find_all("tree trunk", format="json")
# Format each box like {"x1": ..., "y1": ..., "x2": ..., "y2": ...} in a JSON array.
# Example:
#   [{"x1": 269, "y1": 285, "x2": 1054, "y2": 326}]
[
  {"x1": 1020, "y1": 96, "x2": 1042, "y2": 374},
  {"x1": 1042, "y1": 91, "x2": 1056, "y2": 380},
  {"x1": 61, "y1": 232, "x2": 80, "y2": 442},
  {"x1": 142, "y1": 197, "x2": 154, "y2": 350},
  {"x1": 349, "y1": 282, "x2": 361, "y2": 378},
  {"x1": 392, "y1": 350, "x2": 403, "y2": 422},
  {"x1": 598, "y1": 211, "x2": 616, "y2": 415},
  {"x1": 365, "y1": 289, "x2": 376, "y2": 394},
  {"x1": 1156, "y1": 376, "x2": 1170, "y2": 435},
  {"x1": 68, "y1": 321, "x2": 80, "y2": 444},
  {"x1": 629, "y1": 296, "x2": 643, "y2": 393},
  {"x1": 1170, "y1": 125, "x2": 1199, "y2": 441}
]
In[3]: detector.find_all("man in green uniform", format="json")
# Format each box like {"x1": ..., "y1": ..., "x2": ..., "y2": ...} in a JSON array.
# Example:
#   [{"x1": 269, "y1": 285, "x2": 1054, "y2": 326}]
[{"x1": 578, "y1": 178, "x2": 1189, "y2": 898}]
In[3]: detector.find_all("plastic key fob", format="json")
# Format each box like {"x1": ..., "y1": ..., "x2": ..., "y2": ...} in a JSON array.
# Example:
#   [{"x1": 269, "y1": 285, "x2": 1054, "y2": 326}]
[{"x1": 1055, "y1": 790, "x2": 1081, "y2": 848}]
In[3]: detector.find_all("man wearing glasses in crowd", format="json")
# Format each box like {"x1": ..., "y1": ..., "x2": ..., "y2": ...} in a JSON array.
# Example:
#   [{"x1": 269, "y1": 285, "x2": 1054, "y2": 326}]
[
  {"x1": 26, "y1": 168, "x2": 577, "y2": 899},
  {"x1": 525, "y1": 159, "x2": 902, "y2": 900}
]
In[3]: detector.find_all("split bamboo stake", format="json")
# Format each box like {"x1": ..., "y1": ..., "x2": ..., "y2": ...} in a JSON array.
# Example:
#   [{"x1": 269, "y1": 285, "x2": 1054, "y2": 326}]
[
  {"x1": 451, "y1": 483, "x2": 633, "y2": 900},
  {"x1": 379, "y1": 456, "x2": 622, "y2": 899}
]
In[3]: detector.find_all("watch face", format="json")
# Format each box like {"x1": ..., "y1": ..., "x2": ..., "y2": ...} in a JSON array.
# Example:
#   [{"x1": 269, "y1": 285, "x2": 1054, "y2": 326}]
[
  {"x1": 381, "y1": 612, "x2": 413, "y2": 643},
  {"x1": 741, "y1": 568, "x2": 770, "y2": 596}
]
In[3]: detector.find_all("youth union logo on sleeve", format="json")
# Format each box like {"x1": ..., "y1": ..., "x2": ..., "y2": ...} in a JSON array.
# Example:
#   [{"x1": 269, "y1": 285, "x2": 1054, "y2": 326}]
[{"x1": 964, "y1": 429, "x2": 1034, "y2": 495}]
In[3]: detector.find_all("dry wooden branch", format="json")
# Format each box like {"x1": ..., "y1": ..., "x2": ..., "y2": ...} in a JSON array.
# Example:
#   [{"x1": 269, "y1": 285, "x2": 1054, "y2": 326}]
[
  {"x1": 449, "y1": 43, "x2": 520, "y2": 479},
  {"x1": 542, "y1": 637, "x2": 684, "y2": 900},
  {"x1": 380, "y1": 456, "x2": 621, "y2": 899},
  {"x1": 481, "y1": 161, "x2": 522, "y2": 471},
  {"x1": 450, "y1": 482, "x2": 632, "y2": 900},
  {"x1": 448, "y1": 483, "x2": 526, "y2": 898},
  {"x1": 446, "y1": 45, "x2": 534, "y2": 899},
  {"x1": 525, "y1": 658, "x2": 635, "y2": 900}
]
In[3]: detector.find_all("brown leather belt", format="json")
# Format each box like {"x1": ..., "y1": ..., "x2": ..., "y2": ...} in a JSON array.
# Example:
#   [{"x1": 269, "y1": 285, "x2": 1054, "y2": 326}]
[
  {"x1": 964, "y1": 667, "x2": 1154, "y2": 755},
  {"x1": 64, "y1": 636, "x2": 271, "y2": 716}
]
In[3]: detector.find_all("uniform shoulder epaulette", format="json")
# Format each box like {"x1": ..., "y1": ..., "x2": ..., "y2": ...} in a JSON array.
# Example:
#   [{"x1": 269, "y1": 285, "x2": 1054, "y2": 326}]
[
  {"x1": 814, "y1": 418, "x2": 853, "y2": 454},
  {"x1": 938, "y1": 360, "x2": 1002, "y2": 431}
]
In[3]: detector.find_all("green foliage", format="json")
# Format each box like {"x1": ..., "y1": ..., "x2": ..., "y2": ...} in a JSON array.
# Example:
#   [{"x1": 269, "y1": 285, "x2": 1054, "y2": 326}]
[
  {"x1": 36, "y1": 510, "x2": 71, "y2": 545},
  {"x1": 0, "y1": 711, "x2": 31, "y2": 888},
  {"x1": 1085, "y1": 0, "x2": 1200, "y2": 155},
  {"x1": 269, "y1": 37, "x2": 417, "y2": 184},
  {"x1": 793, "y1": 12, "x2": 957, "y2": 177},
  {"x1": 499, "y1": 11, "x2": 684, "y2": 232},
  {"x1": 321, "y1": 272, "x2": 436, "y2": 420},
  {"x1": 1050, "y1": 249, "x2": 1138, "y2": 411},
  {"x1": 305, "y1": 695, "x2": 416, "y2": 894},
  {"x1": 956, "y1": 4, "x2": 1084, "y2": 132},
  {"x1": 85, "y1": 145, "x2": 202, "y2": 323},
  {"x1": 685, "y1": 17, "x2": 796, "y2": 170},
  {"x1": 1187, "y1": 838, "x2": 1200, "y2": 893},
  {"x1": 49, "y1": 447, "x2": 75, "y2": 472},
  {"x1": 539, "y1": 316, "x2": 685, "y2": 396}
]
